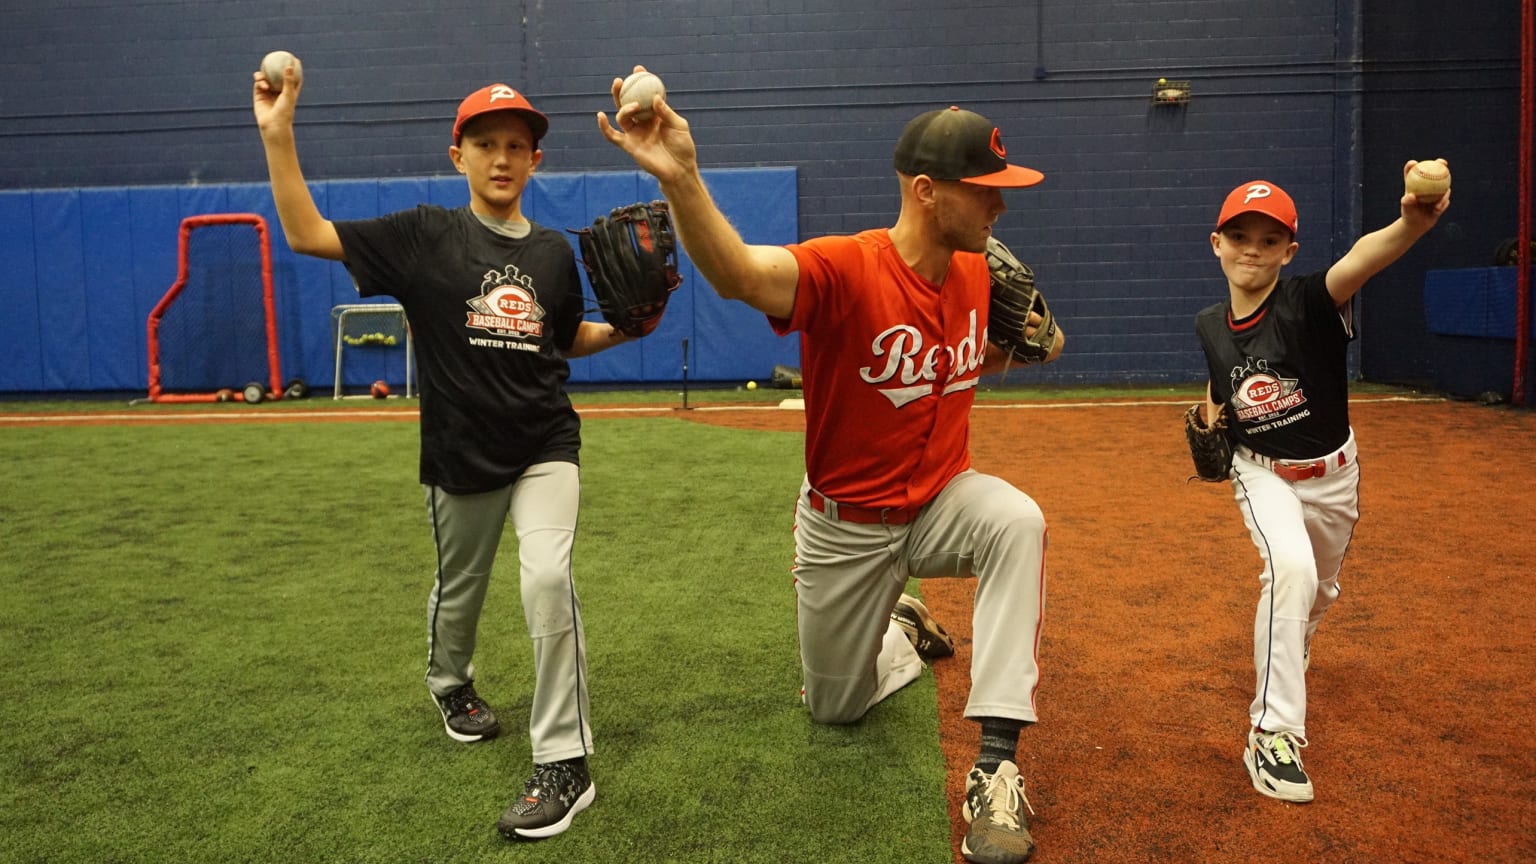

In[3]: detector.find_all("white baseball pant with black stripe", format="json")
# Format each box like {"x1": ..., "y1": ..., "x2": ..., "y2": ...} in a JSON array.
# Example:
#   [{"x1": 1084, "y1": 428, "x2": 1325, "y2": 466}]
[{"x1": 1231, "y1": 432, "x2": 1360, "y2": 736}]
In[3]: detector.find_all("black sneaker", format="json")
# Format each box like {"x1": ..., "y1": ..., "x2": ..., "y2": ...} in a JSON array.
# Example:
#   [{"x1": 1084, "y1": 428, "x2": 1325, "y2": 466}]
[
  {"x1": 962, "y1": 760, "x2": 1036, "y2": 864},
  {"x1": 497, "y1": 759, "x2": 595, "y2": 840},
  {"x1": 891, "y1": 594, "x2": 956, "y2": 660},
  {"x1": 1244, "y1": 729, "x2": 1313, "y2": 802},
  {"x1": 432, "y1": 681, "x2": 499, "y2": 743}
]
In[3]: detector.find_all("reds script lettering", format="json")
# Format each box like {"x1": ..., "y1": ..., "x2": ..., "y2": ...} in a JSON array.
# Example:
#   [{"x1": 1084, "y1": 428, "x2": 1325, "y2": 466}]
[{"x1": 860, "y1": 310, "x2": 985, "y2": 408}]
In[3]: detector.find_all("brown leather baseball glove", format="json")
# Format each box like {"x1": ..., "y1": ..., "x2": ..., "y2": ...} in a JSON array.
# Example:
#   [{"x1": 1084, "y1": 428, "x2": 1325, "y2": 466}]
[
  {"x1": 985, "y1": 236, "x2": 1058, "y2": 364},
  {"x1": 572, "y1": 200, "x2": 682, "y2": 338},
  {"x1": 1184, "y1": 403, "x2": 1233, "y2": 482}
]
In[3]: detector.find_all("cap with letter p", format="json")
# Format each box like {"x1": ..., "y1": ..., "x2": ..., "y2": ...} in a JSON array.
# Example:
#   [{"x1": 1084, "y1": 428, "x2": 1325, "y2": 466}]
[
  {"x1": 1217, "y1": 181, "x2": 1298, "y2": 234},
  {"x1": 892, "y1": 106, "x2": 1044, "y2": 188},
  {"x1": 453, "y1": 84, "x2": 550, "y2": 145}
]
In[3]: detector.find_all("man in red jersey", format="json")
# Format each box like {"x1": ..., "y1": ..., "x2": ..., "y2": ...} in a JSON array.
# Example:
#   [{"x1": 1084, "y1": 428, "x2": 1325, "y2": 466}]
[{"x1": 600, "y1": 68, "x2": 1063, "y2": 864}]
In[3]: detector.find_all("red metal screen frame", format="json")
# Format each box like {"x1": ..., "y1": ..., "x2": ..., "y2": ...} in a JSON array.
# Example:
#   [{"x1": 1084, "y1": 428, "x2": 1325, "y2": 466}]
[
  {"x1": 1516, "y1": 0, "x2": 1533, "y2": 405},
  {"x1": 145, "y1": 213, "x2": 283, "y2": 403}
]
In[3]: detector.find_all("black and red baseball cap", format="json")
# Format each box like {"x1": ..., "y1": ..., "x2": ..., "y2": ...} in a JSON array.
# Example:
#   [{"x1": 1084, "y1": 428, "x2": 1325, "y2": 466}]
[
  {"x1": 892, "y1": 106, "x2": 1044, "y2": 188},
  {"x1": 453, "y1": 84, "x2": 550, "y2": 144},
  {"x1": 1216, "y1": 181, "x2": 1299, "y2": 234}
]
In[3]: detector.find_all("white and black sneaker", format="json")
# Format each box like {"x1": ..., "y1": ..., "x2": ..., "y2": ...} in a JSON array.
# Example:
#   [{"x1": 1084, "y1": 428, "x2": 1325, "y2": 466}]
[
  {"x1": 962, "y1": 760, "x2": 1036, "y2": 863},
  {"x1": 1244, "y1": 729, "x2": 1313, "y2": 802},
  {"x1": 497, "y1": 759, "x2": 595, "y2": 840},
  {"x1": 891, "y1": 593, "x2": 956, "y2": 660},
  {"x1": 432, "y1": 681, "x2": 499, "y2": 743}
]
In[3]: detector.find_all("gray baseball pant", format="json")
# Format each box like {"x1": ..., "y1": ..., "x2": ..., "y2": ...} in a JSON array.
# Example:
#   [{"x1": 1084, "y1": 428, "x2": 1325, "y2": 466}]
[{"x1": 424, "y1": 461, "x2": 593, "y2": 763}]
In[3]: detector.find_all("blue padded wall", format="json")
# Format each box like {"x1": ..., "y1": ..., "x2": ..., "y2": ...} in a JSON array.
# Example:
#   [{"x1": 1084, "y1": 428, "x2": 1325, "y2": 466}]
[
  {"x1": 33, "y1": 191, "x2": 89, "y2": 391},
  {"x1": 82, "y1": 191, "x2": 143, "y2": 391},
  {"x1": 1424, "y1": 268, "x2": 1536, "y2": 340},
  {"x1": 1422, "y1": 267, "x2": 1536, "y2": 399},
  {"x1": 0, "y1": 168, "x2": 799, "y2": 393},
  {"x1": 0, "y1": 192, "x2": 43, "y2": 392}
]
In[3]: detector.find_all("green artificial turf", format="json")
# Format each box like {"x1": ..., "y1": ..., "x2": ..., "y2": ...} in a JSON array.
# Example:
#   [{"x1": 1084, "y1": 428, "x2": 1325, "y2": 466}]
[{"x1": 0, "y1": 415, "x2": 950, "y2": 864}]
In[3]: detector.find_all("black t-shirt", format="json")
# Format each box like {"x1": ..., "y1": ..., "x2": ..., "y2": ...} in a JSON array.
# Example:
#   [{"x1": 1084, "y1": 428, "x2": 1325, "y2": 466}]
[
  {"x1": 1195, "y1": 271, "x2": 1356, "y2": 461},
  {"x1": 335, "y1": 205, "x2": 585, "y2": 494}
]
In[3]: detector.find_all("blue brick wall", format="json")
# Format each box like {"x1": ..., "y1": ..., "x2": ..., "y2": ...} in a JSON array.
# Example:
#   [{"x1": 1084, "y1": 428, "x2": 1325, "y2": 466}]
[
  {"x1": 0, "y1": 0, "x2": 1523, "y2": 388},
  {"x1": 1358, "y1": 0, "x2": 1530, "y2": 392}
]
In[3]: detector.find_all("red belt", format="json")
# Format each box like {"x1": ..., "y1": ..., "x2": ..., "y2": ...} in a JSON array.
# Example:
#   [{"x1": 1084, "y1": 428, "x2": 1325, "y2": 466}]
[
  {"x1": 1254, "y1": 450, "x2": 1349, "y2": 483},
  {"x1": 806, "y1": 490, "x2": 920, "y2": 525}
]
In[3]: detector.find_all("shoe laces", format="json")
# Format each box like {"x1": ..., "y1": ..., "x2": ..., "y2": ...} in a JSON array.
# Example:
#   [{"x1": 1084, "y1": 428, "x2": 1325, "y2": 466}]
[
  {"x1": 444, "y1": 683, "x2": 485, "y2": 717},
  {"x1": 1262, "y1": 731, "x2": 1308, "y2": 766},
  {"x1": 982, "y1": 769, "x2": 1034, "y2": 830},
  {"x1": 509, "y1": 763, "x2": 573, "y2": 815}
]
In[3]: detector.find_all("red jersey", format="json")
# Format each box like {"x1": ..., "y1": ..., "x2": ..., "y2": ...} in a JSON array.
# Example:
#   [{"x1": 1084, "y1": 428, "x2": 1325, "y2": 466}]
[{"x1": 773, "y1": 229, "x2": 990, "y2": 510}]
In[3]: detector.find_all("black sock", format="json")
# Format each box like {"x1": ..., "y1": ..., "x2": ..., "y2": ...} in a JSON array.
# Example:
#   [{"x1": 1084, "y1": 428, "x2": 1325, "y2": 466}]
[{"x1": 976, "y1": 717, "x2": 1026, "y2": 773}]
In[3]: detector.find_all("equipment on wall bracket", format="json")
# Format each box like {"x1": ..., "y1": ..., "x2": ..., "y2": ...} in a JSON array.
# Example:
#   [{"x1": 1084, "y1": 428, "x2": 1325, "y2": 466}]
[{"x1": 1151, "y1": 78, "x2": 1191, "y2": 106}]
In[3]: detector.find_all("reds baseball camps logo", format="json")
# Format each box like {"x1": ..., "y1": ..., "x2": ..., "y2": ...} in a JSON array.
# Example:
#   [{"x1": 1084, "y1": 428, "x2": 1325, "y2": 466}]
[
  {"x1": 859, "y1": 309, "x2": 986, "y2": 408},
  {"x1": 1230, "y1": 358, "x2": 1307, "y2": 423},
  {"x1": 466, "y1": 265, "x2": 546, "y2": 339}
]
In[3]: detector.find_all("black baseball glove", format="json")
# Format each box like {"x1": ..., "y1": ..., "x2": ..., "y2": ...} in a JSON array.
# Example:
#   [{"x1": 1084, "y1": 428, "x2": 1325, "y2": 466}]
[
  {"x1": 985, "y1": 236, "x2": 1058, "y2": 364},
  {"x1": 572, "y1": 200, "x2": 682, "y2": 338},
  {"x1": 1184, "y1": 403, "x2": 1234, "y2": 482}
]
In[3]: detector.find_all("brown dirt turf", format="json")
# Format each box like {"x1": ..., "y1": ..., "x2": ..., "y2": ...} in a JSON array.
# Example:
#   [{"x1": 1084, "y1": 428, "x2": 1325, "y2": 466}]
[
  {"x1": 681, "y1": 397, "x2": 1536, "y2": 864},
  {"x1": 11, "y1": 396, "x2": 1534, "y2": 863}
]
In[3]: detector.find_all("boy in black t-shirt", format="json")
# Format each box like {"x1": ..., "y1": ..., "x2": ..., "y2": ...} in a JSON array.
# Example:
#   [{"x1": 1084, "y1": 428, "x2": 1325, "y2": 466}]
[
  {"x1": 255, "y1": 68, "x2": 647, "y2": 841},
  {"x1": 1191, "y1": 168, "x2": 1447, "y2": 803}
]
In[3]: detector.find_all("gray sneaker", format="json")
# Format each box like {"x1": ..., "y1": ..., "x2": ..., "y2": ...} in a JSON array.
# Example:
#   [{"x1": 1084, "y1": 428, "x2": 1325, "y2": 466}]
[
  {"x1": 962, "y1": 760, "x2": 1035, "y2": 863},
  {"x1": 432, "y1": 681, "x2": 499, "y2": 743}
]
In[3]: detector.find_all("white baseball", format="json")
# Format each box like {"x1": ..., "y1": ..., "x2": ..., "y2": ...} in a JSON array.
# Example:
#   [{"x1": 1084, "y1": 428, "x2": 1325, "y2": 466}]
[
  {"x1": 261, "y1": 50, "x2": 303, "y2": 93},
  {"x1": 618, "y1": 71, "x2": 665, "y2": 121},
  {"x1": 1405, "y1": 159, "x2": 1450, "y2": 204}
]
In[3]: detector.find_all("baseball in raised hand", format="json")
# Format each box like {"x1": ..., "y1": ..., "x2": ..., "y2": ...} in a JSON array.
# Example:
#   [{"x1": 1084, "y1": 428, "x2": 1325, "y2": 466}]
[
  {"x1": 1404, "y1": 158, "x2": 1450, "y2": 205},
  {"x1": 260, "y1": 51, "x2": 303, "y2": 94},
  {"x1": 617, "y1": 70, "x2": 665, "y2": 123},
  {"x1": 597, "y1": 66, "x2": 695, "y2": 184},
  {"x1": 252, "y1": 51, "x2": 303, "y2": 133}
]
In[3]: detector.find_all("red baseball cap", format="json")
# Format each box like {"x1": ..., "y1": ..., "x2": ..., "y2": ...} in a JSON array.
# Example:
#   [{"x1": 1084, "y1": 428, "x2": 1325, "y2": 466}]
[
  {"x1": 1216, "y1": 181, "x2": 1298, "y2": 234},
  {"x1": 453, "y1": 84, "x2": 549, "y2": 144},
  {"x1": 892, "y1": 106, "x2": 1044, "y2": 188}
]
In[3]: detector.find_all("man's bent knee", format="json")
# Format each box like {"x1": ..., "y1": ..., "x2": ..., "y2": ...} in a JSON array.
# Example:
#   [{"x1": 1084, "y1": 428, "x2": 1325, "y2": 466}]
[
  {"x1": 807, "y1": 701, "x2": 865, "y2": 725},
  {"x1": 803, "y1": 684, "x2": 870, "y2": 725}
]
